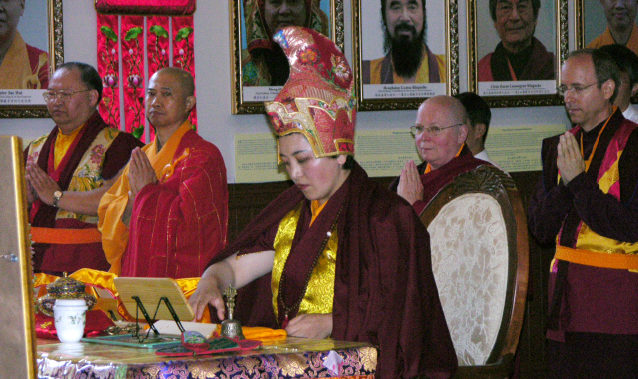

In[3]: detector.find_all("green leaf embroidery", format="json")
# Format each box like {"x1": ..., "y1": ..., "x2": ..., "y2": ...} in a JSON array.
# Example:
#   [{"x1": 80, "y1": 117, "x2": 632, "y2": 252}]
[
  {"x1": 124, "y1": 27, "x2": 143, "y2": 41},
  {"x1": 150, "y1": 25, "x2": 169, "y2": 38},
  {"x1": 175, "y1": 27, "x2": 193, "y2": 42},
  {"x1": 100, "y1": 26, "x2": 118, "y2": 43}
]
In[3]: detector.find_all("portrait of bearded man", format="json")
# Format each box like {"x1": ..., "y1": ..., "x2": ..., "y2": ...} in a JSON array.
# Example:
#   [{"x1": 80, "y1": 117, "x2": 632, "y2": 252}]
[{"x1": 362, "y1": 0, "x2": 446, "y2": 85}]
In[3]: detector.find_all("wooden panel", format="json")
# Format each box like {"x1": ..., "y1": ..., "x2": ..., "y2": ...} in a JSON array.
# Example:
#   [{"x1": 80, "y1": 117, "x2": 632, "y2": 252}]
[{"x1": 0, "y1": 136, "x2": 37, "y2": 379}]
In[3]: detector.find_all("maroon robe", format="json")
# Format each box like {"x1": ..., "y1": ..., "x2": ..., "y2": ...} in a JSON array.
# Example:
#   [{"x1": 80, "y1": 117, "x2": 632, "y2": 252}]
[
  {"x1": 122, "y1": 130, "x2": 228, "y2": 278},
  {"x1": 390, "y1": 145, "x2": 489, "y2": 215},
  {"x1": 528, "y1": 109, "x2": 638, "y2": 376},
  {"x1": 478, "y1": 37, "x2": 555, "y2": 82},
  {"x1": 25, "y1": 112, "x2": 142, "y2": 273},
  {"x1": 208, "y1": 163, "x2": 457, "y2": 378}
]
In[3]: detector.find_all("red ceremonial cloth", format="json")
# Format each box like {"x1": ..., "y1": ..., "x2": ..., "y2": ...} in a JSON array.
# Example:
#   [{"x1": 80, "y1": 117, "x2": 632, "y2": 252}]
[
  {"x1": 35, "y1": 310, "x2": 115, "y2": 340},
  {"x1": 97, "y1": 14, "x2": 121, "y2": 129},
  {"x1": 95, "y1": 0, "x2": 196, "y2": 15},
  {"x1": 172, "y1": 16, "x2": 197, "y2": 128}
]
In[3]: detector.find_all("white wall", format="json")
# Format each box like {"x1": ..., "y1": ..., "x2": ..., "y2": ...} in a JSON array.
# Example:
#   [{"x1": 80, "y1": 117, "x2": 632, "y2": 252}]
[{"x1": 2, "y1": 0, "x2": 571, "y2": 183}]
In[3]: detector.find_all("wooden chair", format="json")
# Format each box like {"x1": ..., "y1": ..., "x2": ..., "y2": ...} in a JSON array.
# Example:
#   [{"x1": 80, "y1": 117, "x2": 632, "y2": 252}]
[{"x1": 420, "y1": 165, "x2": 529, "y2": 378}]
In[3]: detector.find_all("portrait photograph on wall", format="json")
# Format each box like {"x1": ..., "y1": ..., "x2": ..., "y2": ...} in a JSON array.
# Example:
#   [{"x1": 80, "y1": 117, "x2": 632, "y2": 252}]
[
  {"x1": 0, "y1": 0, "x2": 63, "y2": 118},
  {"x1": 577, "y1": 0, "x2": 638, "y2": 56},
  {"x1": 353, "y1": 0, "x2": 458, "y2": 111},
  {"x1": 469, "y1": 0, "x2": 567, "y2": 107},
  {"x1": 230, "y1": 0, "x2": 343, "y2": 114}
]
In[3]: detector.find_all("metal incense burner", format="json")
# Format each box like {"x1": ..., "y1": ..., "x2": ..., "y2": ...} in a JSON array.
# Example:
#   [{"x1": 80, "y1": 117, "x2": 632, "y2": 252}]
[{"x1": 220, "y1": 286, "x2": 245, "y2": 340}]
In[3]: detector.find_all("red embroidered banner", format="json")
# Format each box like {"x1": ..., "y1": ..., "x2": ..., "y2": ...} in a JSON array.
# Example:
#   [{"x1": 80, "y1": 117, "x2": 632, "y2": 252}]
[
  {"x1": 96, "y1": 14, "x2": 121, "y2": 129},
  {"x1": 173, "y1": 16, "x2": 197, "y2": 128},
  {"x1": 121, "y1": 15, "x2": 146, "y2": 141}
]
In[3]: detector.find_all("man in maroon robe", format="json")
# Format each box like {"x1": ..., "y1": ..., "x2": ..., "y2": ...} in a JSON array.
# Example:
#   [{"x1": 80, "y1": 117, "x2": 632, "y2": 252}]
[
  {"x1": 528, "y1": 49, "x2": 638, "y2": 377},
  {"x1": 393, "y1": 95, "x2": 489, "y2": 215},
  {"x1": 24, "y1": 62, "x2": 143, "y2": 274},
  {"x1": 98, "y1": 67, "x2": 228, "y2": 278},
  {"x1": 190, "y1": 27, "x2": 457, "y2": 378}
]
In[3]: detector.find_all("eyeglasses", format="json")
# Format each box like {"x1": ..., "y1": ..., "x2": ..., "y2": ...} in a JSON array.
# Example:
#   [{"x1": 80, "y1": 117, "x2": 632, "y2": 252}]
[
  {"x1": 42, "y1": 89, "x2": 92, "y2": 103},
  {"x1": 556, "y1": 83, "x2": 598, "y2": 97},
  {"x1": 410, "y1": 123, "x2": 463, "y2": 137}
]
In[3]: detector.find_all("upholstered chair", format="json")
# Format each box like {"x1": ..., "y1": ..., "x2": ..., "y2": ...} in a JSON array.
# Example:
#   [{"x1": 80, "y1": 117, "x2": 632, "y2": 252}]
[{"x1": 420, "y1": 165, "x2": 529, "y2": 378}]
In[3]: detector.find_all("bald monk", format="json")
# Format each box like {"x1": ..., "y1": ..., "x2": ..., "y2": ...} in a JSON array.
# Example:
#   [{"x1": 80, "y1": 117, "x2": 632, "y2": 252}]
[{"x1": 98, "y1": 67, "x2": 229, "y2": 278}]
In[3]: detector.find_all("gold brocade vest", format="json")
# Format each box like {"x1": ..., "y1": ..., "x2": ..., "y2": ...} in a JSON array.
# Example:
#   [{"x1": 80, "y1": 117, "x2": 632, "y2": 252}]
[
  {"x1": 555, "y1": 124, "x2": 638, "y2": 271},
  {"x1": 271, "y1": 203, "x2": 337, "y2": 319},
  {"x1": 26, "y1": 127, "x2": 121, "y2": 224}
]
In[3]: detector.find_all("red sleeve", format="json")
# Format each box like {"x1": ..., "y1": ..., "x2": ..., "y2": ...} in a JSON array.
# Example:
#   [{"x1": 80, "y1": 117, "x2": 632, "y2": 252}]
[{"x1": 124, "y1": 143, "x2": 228, "y2": 278}]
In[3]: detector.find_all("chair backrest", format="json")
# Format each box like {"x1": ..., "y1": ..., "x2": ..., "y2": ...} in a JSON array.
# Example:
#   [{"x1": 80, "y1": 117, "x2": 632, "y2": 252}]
[
  {"x1": 0, "y1": 136, "x2": 37, "y2": 378},
  {"x1": 420, "y1": 165, "x2": 529, "y2": 370}
]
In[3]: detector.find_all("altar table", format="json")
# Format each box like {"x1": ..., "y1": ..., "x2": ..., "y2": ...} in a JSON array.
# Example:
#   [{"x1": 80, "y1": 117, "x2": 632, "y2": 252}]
[{"x1": 37, "y1": 337, "x2": 377, "y2": 378}]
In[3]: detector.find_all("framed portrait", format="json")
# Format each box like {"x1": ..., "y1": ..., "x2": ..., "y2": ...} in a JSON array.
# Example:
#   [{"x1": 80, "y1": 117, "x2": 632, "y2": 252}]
[
  {"x1": 468, "y1": 0, "x2": 567, "y2": 107},
  {"x1": 0, "y1": 0, "x2": 63, "y2": 118},
  {"x1": 576, "y1": 0, "x2": 638, "y2": 55},
  {"x1": 230, "y1": 0, "x2": 344, "y2": 114},
  {"x1": 353, "y1": 0, "x2": 459, "y2": 111}
]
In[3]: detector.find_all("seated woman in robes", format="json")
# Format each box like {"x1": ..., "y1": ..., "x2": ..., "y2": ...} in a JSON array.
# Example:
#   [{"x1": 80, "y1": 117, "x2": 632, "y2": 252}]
[{"x1": 188, "y1": 26, "x2": 457, "y2": 379}]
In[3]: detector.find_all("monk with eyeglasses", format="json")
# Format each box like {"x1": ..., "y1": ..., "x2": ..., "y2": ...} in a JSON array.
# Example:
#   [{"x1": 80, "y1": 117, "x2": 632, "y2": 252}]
[{"x1": 24, "y1": 62, "x2": 142, "y2": 274}]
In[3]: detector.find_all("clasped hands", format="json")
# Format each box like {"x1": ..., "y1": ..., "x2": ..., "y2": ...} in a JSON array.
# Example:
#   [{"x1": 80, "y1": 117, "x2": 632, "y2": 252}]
[
  {"x1": 397, "y1": 160, "x2": 424, "y2": 205},
  {"x1": 188, "y1": 276, "x2": 333, "y2": 339},
  {"x1": 557, "y1": 132, "x2": 586, "y2": 185},
  {"x1": 25, "y1": 163, "x2": 60, "y2": 205},
  {"x1": 128, "y1": 147, "x2": 157, "y2": 197}
]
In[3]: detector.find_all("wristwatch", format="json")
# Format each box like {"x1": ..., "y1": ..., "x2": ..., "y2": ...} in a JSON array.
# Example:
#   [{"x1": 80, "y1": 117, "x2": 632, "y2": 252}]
[{"x1": 52, "y1": 190, "x2": 63, "y2": 208}]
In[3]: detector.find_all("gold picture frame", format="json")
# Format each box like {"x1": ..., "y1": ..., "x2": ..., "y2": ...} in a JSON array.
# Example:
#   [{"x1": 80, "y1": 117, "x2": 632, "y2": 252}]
[
  {"x1": 467, "y1": 0, "x2": 568, "y2": 107},
  {"x1": 230, "y1": 0, "x2": 344, "y2": 114},
  {"x1": 352, "y1": 0, "x2": 459, "y2": 111},
  {"x1": 0, "y1": 136, "x2": 37, "y2": 378},
  {"x1": 0, "y1": 0, "x2": 63, "y2": 118},
  {"x1": 576, "y1": 0, "x2": 638, "y2": 53}
]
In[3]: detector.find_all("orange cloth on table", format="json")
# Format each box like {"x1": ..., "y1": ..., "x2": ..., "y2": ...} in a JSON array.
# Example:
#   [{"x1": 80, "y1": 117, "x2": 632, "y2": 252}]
[
  {"x1": 97, "y1": 121, "x2": 191, "y2": 275},
  {"x1": 215, "y1": 325, "x2": 287, "y2": 342}
]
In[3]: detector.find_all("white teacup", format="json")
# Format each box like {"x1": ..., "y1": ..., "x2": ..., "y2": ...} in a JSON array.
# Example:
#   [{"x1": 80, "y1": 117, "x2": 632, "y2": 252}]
[{"x1": 53, "y1": 299, "x2": 87, "y2": 343}]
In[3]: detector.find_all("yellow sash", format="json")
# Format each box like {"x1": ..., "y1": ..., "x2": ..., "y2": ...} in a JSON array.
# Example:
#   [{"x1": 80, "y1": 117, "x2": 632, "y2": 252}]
[{"x1": 271, "y1": 203, "x2": 337, "y2": 318}]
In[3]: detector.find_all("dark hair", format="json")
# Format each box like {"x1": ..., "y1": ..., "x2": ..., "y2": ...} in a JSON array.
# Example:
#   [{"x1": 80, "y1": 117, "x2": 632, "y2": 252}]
[
  {"x1": 57, "y1": 62, "x2": 103, "y2": 104},
  {"x1": 331, "y1": 154, "x2": 355, "y2": 170},
  {"x1": 489, "y1": 0, "x2": 541, "y2": 21},
  {"x1": 454, "y1": 92, "x2": 491, "y2": 144},
  {"x1": 380, "y1": 0, "x2": 426, "y2": 26},
  {"x1": 568, "y1": 48, "x2": 620, "y2": 104},
  {"x1": 598, "y1": 44, "x2": 638, "y2": 87}
]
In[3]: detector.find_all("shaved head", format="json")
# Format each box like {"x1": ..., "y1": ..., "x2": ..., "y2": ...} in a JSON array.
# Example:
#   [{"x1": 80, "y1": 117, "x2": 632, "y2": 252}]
[
  {"x1": 420, "y1": 95, "x2": 469, "y2": 125},
  {"x1": 153, "y1": 67, "x2": 195, "y2": 97}
]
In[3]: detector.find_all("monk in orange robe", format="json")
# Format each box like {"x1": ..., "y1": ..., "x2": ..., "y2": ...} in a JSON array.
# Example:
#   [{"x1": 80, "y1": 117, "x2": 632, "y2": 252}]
[{"x1": 98, "y1": 67, "x2": 228, "y2": 278}]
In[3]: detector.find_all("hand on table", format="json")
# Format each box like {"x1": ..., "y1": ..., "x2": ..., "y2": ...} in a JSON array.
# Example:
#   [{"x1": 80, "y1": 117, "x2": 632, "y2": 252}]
[
  {"x1": 285, "y1": 313, "x2": 333, "y2": 339},
  {"x1": 188, "y1": 275, "x2": 226, "y2": 322}
]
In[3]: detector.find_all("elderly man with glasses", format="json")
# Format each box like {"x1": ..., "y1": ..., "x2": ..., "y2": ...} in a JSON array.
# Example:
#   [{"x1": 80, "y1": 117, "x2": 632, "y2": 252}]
[
  {"x1": 391, "y1": 95, "x2": 490, "y2": 215},
  {"x1": 24, "y1": 62, "x2": 142, "y2": 274},
  {"x1": 528, "y1": 48, "x2": 638, "y2": 377}
]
